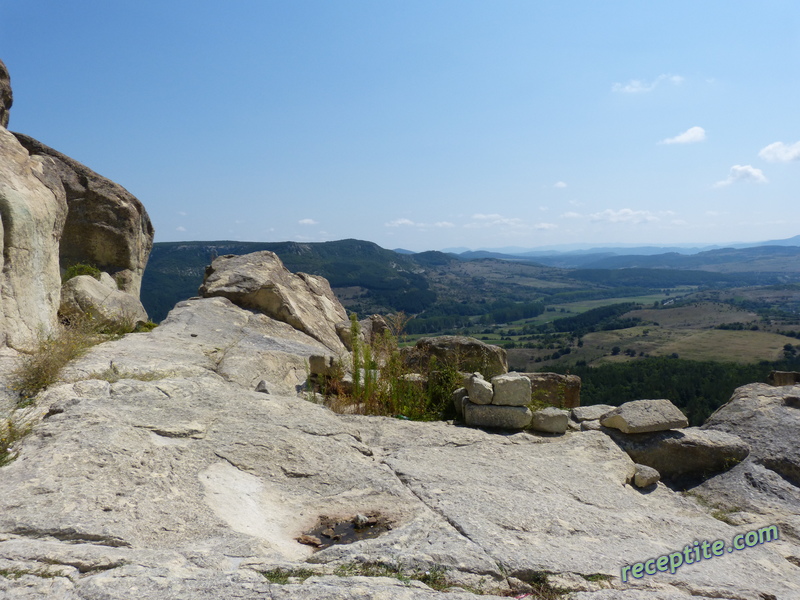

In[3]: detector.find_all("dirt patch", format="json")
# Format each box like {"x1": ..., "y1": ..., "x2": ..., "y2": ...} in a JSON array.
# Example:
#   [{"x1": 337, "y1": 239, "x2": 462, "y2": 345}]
[{"x1": 296, "y1": 513, "x2": 392, "y2": 549}]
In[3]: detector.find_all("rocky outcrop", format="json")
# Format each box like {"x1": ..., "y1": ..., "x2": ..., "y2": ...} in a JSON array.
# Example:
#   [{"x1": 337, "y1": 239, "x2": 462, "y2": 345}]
[
  {"x1": 529, "y1": 406, "x2": 569, "y2": 433},
  {"x1": 693, "y1": 384, "x2": 800, "y2": 537},
  {"x1": 199, "y1": 251, "x2": 348, "y2": 355},
  {"x1": 0, "y1": 59, "x2": 11, "y2": 128},
  {"x1": 0, "y1": 60, "x2": 152, "y2": 348},
  {"x1": 403, "y1": 336, "x2": 507, "y2": 378},
  {"x1": 13, "y1": 133, "x2": 154, "y2": 298},
  {"x1": 0, "y1": 127, "x2": 67, "y2": 350}
]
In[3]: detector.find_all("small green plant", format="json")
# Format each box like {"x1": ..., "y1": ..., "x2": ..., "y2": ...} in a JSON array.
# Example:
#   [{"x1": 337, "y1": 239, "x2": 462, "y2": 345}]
[
  {"x1": 0, "y1": 418, "x2": 31, "y2": 467},
  {"x1": 0, "y1": 566, "x2": 58, "y2": 579},
  {"x1": 63, "y1": 262, "x2": 101, "y2": 283},
  {"x1": 133, "y1": 320, "x2": 158, "y2": 333},
  {"x1": 515, "y1": 571, "x2": 569, "y2": 599},
  {"x1": 581, "y1": 573, "x2": 613, "y2": 582},
  {"x1": 85, "y1": 363, "x2": 166, "y2": 384},
  {"x1": 332, "y1": 562, "x2": 447, "y2": 590},
  {"x1": 261, "y1": 567, "x2": 315, "y2": 584}
]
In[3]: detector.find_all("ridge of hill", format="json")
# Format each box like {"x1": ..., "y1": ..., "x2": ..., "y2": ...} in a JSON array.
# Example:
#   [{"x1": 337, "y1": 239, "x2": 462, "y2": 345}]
[{"x1": 141, "y1": 239, "x2": 794, "y2": 324}]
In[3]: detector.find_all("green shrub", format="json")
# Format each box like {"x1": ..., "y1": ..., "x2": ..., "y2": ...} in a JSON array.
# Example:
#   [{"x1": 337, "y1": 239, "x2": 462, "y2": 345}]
[
  {"x1": 0, "y1": 418, "x2": 30, "y2": 467},
  {"x1": 63, "y1": 262, "x2": 101, "y2": 283}
]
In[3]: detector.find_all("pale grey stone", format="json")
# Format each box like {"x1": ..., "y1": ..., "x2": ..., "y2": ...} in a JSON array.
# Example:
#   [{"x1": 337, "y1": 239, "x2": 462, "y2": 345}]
[
  {"x1": 198, "y1": 251, "x2": 349, "y2": 354},
  {"x1": 466, "y1": 374, "x2": 493, "y2": 405},
  {"x1": 0, "y1": 128, "x2": 67, "y2": 351},
  {"x1": 529, "y1": 406, "x2": 569, "y2": 433},
  {"x1": 255, "y1": 380, "x2": 270, "y2": 393},
  {"x1": 600, "y1": 399, "x2": 688, "y2": 433},
  {"x1": 633, "y1": 463, "x2": 660, "y2": 488},
  {"x1": 571, "y1": 404, "x2": 616, "y2": 422},
  {"x1": 490, "y1": 373, "x2": 531, "y2": 406},
  {"x1": 60, "y1": 275, "x2": 148, "y2": 328},
  {"x1": 463, "y1": 402, "x2": 532, "y2": 429},
  {"x1": 581, "y1": 419, "x2": 603, "y2": 431}
]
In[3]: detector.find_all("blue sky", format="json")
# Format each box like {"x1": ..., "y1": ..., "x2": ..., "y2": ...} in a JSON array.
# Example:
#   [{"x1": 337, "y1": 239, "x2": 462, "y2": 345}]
[{"x1": 3, "y1": 1, "x2": 799, "y2": 251}]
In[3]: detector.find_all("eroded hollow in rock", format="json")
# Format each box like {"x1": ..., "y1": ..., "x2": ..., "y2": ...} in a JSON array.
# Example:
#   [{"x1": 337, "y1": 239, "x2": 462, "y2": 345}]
[{"x1": 297, "y1": 513, "x2": 392, "y2": 549}]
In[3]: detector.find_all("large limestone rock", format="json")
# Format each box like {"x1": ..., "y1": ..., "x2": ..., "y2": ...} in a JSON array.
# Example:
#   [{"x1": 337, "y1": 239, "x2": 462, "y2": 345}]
[
  {"x1": 600, "y1": 399, "x2": 688, "y2": 433},
  {"x1": 529, "y1": 406, "x2": 569, "y2": 433},
  {"x1": 693, "y1": 383, "x2": 800, "y2": 541},
  {"x1": 606, "y1": 427, "x2": 749, "y2": 487},
  {"x1": 0, "y1": 300, "x2": 798, "y2": 599},
  {"x1": 60, "y1": 274, "x2": 148, "y2": 329},
  {"x1": 199, "y1": 251, "x2": 348, "y2": 355},
  {"x1": 0, "y1": 59, "x2": 11, "y2": 129},
  {"x1": 403, "y1": 336, "x2": 507, "y2": 378},
  {"x1": 12, "y1": 133, "x2": 154, "y2": 298},
  {"x1": 0, "y1": 127, "x2": 67, "y2": 350}
]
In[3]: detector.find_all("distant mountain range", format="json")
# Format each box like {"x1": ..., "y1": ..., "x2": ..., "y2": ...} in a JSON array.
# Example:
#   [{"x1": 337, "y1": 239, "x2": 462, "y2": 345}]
[{"x1": 141, "y1": 236, "x2": 800, "y2": 323}]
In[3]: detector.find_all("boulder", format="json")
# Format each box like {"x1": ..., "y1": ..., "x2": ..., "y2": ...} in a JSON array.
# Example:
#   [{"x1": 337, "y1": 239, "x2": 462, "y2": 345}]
[
  {"x1": 198, "y1": 251, "x2": 348, "y2": 354},
  {"x1": 702, "y1": 382, "x2": 800, "y2": 488},
  {"x1": 463, "y1": 402, "x2": 532, "y2": 429},
  {"x1": 0, "y1": 58, "x2": 11, "y2": 128},
  {"x1": 606, "y1": 427, "x2": 749, "y2": 487},
  {"x1": 490, "y1": 373, "x2": 531, "y2": 406},
  {"x1": 600, "y1": 399, "x2": 688, "y2": 434},
  {"x1": 12, "y1": 133, "x2": 154, "y2": 298},
  {"x1": 571, "y1": 404, "x2": 616, "y2": 422},
  {"x1": 465, "y1": 373, "x2": 493, "y2": 405},
  {"x1": 521, "y1": 372, "x2": 581, "y2": 409},
  {"x1": 633, "y1": 464, "x2": 660, "y2": 488},
  {"x1": 0, "y1": 127, "x2": 68, "y2": 350},
  {"x1": 60, "y1": 274, "x2": 148, "y2": 329},
  {"x1": 403, "y1": 336, "x2": 507, "y2": 378},
  {"x1": 529, "y1": 406, "x2": 569, "y2": 433}
]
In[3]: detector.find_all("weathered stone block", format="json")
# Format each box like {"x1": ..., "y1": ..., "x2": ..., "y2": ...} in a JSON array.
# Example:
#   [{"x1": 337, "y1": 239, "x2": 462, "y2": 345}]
[
  {"x1": 521, "y1": 372, "x2": 581, "y2": 409},
  {"x1": 571, "y1": 404, "x2": 616, "y2": 422},
  {"x1": 634, "y1": 464, "x2": 660, "y2": 488},
  {"x1": 464, "y1": 402, "x2": 532, "y2": 429},
  {"x1": 466, "y1": 374, "x2": 493, "y2": 405},
  {"x1": 600, "y1": 399, "x2": 688, "y2": 434},
  {"x1": 491, "y1": 373, "x2": 531, "y2": 406},
  {"x1": 529, "y1": 407, "x2": 569, "y2": 433}
]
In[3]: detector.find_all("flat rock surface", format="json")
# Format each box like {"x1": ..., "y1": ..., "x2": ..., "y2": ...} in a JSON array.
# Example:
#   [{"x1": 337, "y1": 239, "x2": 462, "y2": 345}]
[
  {"x1": 0, "y1": 304, "x2": 798, "y2": 599},
  {"x1": 601, "y1": 399, "x2": 689, "y2": 434}
]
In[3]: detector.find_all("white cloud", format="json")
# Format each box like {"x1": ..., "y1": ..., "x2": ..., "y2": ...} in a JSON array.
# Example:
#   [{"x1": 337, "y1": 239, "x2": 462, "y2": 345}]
[
  {"x1": 659, "y1": 126, "x2": 706, "y2": 145},
  {"x1": 385, "y1": 218, "x2": 415, "y2": 227},
  {"x1": 590, "y1": 209, "x2": 661, "y2": 224},
  {"x1": 714, "y1": 165, "x2": 768, "y2": 187},
  {"x1": 534, "y1": 223, "x2": 557, "y2": 230},
  {"x1": 177, "y1": 211, "x2": 188, "y2": 216},
  {"x1": 758, "y1": 141, "x2": 800, "y2": 162},
  {"x1": 466, "y1": 213, "x2": 524, "y2": 228},
  {"x1": 612, "y1": 74, "x2": 684, "y2": 93},
  {"x1": 298, "y1": 218, "x2": 319, "y2": 225},
  {"x1": 176, "y1": 226, "x2": 187, "y2": 232},
  {"x1": 560, "y1": 211, "x2": 582, "y2": 219},
  {"x1": 434, "y1": 221, "x2": 455, "y2": 228},
  {"x1": 553, "y1": 181, "x2": 568, "y2": 188}
]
